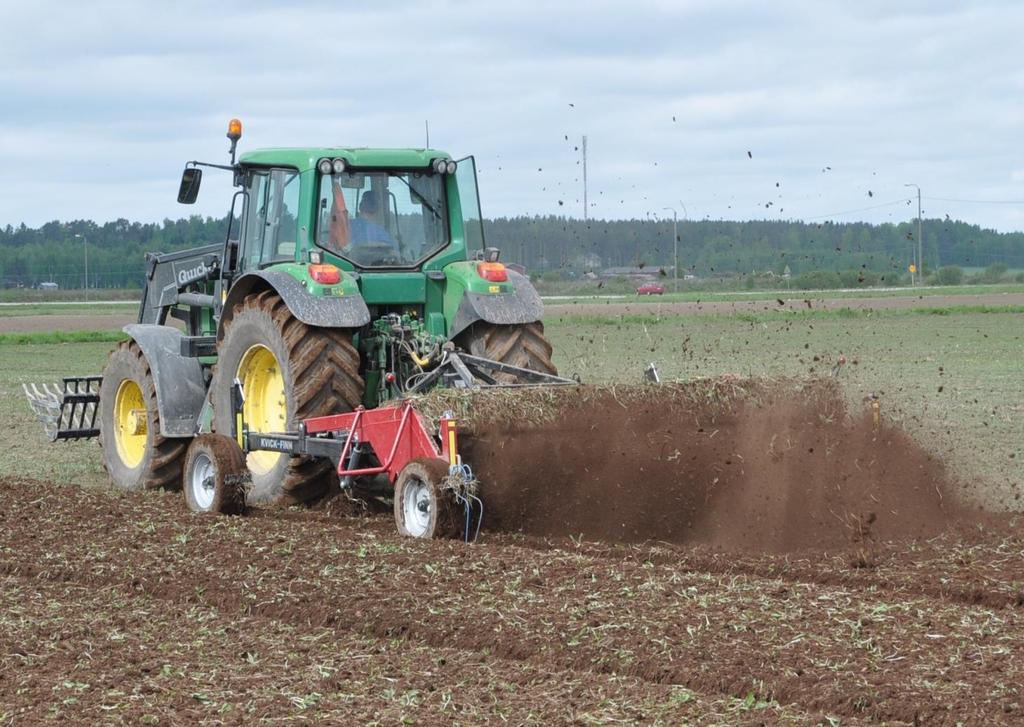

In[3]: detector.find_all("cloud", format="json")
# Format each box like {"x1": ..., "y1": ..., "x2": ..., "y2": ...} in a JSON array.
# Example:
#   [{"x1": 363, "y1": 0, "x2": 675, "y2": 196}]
[{"x1": 0, "y1": 0, "x2": 1022, "y2": 231}]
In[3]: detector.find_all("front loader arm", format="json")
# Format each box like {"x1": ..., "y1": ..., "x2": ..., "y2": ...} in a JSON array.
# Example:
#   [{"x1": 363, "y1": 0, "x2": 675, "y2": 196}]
[{"x1": 138, "y1": 243, "x2": 222, "y2": 333}]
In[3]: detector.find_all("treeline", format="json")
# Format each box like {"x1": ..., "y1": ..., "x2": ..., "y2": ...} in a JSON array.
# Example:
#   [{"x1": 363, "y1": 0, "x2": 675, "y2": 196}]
[
  {"x1": 0, "y1": 217, "x2": 231, "y2": 288},
  {"x1": 1, "y1": 215, "x2": 1022, "y2": 288},
  {"x1": 486, "y1": 217, "x2": 1024, "y2": 279}
]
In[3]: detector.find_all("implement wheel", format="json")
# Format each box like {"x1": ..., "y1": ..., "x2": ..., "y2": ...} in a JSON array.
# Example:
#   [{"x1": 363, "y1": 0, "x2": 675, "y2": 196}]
[
  {"x1": 98, "y1": 341, "x2": 188, "y2": 491},
  {"x1": 393, "y1": 458, "x2": 460, "y2": 539},
  {"x1": 183, "y1": 434, "x2": 248, "y2": 515},
  {"x1": 457, "y1": 321, "x2": 557, "y2": 382},
  {"x1": 212, "y1": 290, "x2": 363, "y2": 505}
]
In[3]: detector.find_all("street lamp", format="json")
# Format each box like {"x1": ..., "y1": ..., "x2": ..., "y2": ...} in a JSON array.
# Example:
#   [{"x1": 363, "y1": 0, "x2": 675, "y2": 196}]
[
  {"x1": 678, "y1": 200, "x2": 688, "y2": 279},
  {"x1": 904, "y1": 184, "x2": 923, "y2": 285},
  {"x1": 74, "y1": 233, "x2": 88, "y2": 301},
  {"x1": 662, "y1": 207, "x2": 678, "y2": 292}
]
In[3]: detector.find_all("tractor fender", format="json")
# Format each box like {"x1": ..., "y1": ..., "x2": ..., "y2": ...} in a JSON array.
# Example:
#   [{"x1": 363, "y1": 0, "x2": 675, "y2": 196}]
[
  {"x1": 218, "y1": 270, "x2": 371, "y2": 340},
  {"x1": 123, "y1": 324, "x2": 207, "y2": 438},
  {"x1": 448, "y1": 270, "x2": 544, "y2": 339}
]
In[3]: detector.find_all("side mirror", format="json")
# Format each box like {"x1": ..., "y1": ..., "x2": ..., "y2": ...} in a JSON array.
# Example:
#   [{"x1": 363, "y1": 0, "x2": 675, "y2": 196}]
[
  {"x1": 177, "y1": 168, "x2": 202, "y2": 204},
  {"x1": 226, "y1": 239, "x2": 239, "y2": 272}
]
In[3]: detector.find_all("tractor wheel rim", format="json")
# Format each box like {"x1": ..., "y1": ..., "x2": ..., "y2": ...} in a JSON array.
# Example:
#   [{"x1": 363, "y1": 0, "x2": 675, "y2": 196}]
[
  {"x1": 113, "y1": 379, "x2": 146, "y2": 469},
  {"x1": 403, "y1": 479, "x2": 432, "y2": 537},
  {"x1": 236, "y1": 344, "x2": 286, "y2": 475},
  {"x1": 190, "y1": 451, "x2": 216, "y2": 511}
]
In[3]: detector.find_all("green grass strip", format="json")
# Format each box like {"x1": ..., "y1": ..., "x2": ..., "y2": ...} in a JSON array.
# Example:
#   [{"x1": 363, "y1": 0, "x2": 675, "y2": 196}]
[{"x1": 0, "y1": 330, "x2": 128, "y2": 345}]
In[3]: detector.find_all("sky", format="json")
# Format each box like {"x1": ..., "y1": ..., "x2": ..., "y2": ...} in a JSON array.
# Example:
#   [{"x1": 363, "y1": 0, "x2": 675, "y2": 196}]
[{"x1": 1, "y1": 0, "x2": 1022, "y2": 231}]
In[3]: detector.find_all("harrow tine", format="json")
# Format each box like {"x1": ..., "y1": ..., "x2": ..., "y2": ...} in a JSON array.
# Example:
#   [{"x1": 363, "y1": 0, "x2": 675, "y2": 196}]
[{"x1": 23, "y1": 383, "x2": 61, "y2": 441}]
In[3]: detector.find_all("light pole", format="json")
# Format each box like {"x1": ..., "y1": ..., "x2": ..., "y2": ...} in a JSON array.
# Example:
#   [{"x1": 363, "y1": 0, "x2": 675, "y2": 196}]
[
  {"x1": 74, "y1": 233, "x2": 88, "y2": 301},
  {"x1": 904, "y1": 183, "x2": 922, "y2": 284},
  {"x1": 662, "y1": 206, "x2": 678, "y2": 292},
  {"x1": 678, "y1": 201, "x2": 688, "y2": 280}
]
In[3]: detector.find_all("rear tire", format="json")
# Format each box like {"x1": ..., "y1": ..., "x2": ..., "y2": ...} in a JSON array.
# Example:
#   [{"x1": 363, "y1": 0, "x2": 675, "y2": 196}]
[
  {"x1": 212, "y1": 290, "x2": 363, "y2": 506},
  {"x1": 393, "y1": 458, "x2": 460, "y2": 539},
  {"x1": 457, "y1": 321, "x2": 557, "y2": 382},
  {"x1": 98, "y1": 341, "x2": 188, "y2": 491},
  {"x1": 183, "y1": 434, "x2": 248, "y2": 515}
]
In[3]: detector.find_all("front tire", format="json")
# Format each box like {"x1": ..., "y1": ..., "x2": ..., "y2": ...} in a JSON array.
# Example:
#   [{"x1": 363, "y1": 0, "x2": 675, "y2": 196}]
[
  {"x1": 183, "y1": 434, "x2": 248, "y2": 515},
  {"x1": 98, "y1": 341, "x2": 188, "y2": 491},
  {"x1": 212, "y1": 290, "x2": 363, "y2": 505}
]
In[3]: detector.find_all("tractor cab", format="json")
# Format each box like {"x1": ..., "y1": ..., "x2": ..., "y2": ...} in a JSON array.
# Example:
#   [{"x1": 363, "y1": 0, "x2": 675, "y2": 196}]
[{"x1": 230, "y1": 148, "x2": 483, "y2": 276}]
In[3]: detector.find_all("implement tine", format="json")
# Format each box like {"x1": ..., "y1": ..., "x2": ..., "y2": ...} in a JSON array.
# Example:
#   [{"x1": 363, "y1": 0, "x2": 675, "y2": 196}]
[{"x1": 23, "y1": 383, "x2": 60, "y2": 441}]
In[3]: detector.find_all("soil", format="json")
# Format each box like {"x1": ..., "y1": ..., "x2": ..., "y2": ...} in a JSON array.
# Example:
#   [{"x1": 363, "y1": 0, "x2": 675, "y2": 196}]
[
  {"x1": 545, "y1": 291, "x2": 1024, "y2": 317},
  {"x1": 462, "y1": 381, "x2": 968, "y2": 553},
  {"x1": 0, "y1": 313, "x2": 136, "y2": 333},
  {"x1": 2, "y1": 464, "x2": 1022, "y2": 723}
]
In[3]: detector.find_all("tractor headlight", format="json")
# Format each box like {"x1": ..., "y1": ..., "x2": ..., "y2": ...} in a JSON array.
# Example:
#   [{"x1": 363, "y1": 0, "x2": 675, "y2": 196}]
[
  {"x1": 445, "y1": 160, "x2": 457, "y2": 174},
  {"x1": 317, "y1": 158, "x2": 333, "y2": 175},
  {"x1": 431, "y1": 158, "x2": 447, "y2": 174},
  {"x1": 332, "y1": 157, "x2": 347, "y2": 174}
]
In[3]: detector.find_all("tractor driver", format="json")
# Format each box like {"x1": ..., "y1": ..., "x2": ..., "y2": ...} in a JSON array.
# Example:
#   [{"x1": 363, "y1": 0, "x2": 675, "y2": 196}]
[{"x1": 349, "y1": 193, "x2": 396, "y2": 250}]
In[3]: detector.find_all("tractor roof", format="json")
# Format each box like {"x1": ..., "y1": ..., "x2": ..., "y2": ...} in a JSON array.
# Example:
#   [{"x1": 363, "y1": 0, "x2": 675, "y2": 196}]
[{"x1": 238, "y1": 147, "x2": 452, "y2": 171}]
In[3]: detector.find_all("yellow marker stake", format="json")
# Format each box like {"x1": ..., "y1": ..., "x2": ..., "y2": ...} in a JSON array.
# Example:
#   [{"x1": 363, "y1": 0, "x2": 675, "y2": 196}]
[{"x1": 446, "y1": 420, "x2": 458, "y2": 467}]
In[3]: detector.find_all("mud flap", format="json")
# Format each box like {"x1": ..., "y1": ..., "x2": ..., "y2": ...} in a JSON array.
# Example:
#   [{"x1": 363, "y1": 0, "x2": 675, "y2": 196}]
[
  {"x1": 124, "y1": 324, "x2": 208, "y2": 437},
  {"x1": 448, "y1": 271, "x2": 544, "y2": 340}
]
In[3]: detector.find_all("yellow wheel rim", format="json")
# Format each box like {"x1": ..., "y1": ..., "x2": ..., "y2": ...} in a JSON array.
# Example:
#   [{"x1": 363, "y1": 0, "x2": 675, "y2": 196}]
[
  {"x1": 237, "y1": 344, "x2": 287, "y2": 474},
  {"x1": 113, "y1": 379, "x2": 147, "y2": 469}
]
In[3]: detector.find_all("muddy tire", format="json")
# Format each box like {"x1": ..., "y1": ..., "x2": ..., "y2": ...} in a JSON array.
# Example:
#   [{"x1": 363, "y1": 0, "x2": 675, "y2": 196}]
[
  {"x1": 457, "y1": 321, "x2": 557, "y2": 382},
  {"x1": 393, "y1": 458, "x2": 461, "y2": 539},
  {"x1": 212, "y1": 290, "x2": 363, "y2": 506},
  {"x1": 183, "y1": 434, "x2": 249, "y2": 515},
  {"x1": 98, "y1": 340, "x2": 189, "y2": 491}
]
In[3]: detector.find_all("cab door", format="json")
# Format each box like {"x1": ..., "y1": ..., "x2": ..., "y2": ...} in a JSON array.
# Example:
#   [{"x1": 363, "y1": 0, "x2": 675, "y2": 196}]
[{"x1": 238, "y1": 168, "x2": 301, "y2": 271}]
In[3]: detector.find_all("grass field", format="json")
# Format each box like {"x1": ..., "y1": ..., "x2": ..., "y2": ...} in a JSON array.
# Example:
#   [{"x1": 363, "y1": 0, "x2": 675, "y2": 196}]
[{"x1": 0, "y1": 301, "x2": 137, "y2": 318}]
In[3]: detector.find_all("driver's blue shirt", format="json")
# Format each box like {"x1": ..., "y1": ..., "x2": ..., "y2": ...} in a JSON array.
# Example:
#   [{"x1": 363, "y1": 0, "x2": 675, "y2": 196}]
[{"x1": 349, "y1": 217, "x2": 396, "y2": 247}]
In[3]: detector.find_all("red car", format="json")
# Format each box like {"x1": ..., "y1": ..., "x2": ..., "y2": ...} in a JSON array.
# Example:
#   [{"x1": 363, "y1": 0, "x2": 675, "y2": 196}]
[{"x1": 635, "y1": 283, "x2": 665, "y2": 295}]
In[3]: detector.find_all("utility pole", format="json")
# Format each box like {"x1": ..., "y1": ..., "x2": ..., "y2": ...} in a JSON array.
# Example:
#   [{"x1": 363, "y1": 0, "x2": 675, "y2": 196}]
[
  {"x1": 581, "y1": 135, "x2": 588, "y2": 222},
  {"x1": 904, "y1": 183, "x2": 923, "y2": 282},
  {"x1": 75, "y1": 233, "x2": 88, "y2": 302},
  {"x1": 663, "y1": 207, "x2": 678, "y2": 292}
]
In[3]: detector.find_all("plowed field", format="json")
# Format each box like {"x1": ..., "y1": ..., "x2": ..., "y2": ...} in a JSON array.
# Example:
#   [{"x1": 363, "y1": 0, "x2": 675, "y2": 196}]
[{"x1": 2, "y1": 475, "x2": 1022, "y2": 725}]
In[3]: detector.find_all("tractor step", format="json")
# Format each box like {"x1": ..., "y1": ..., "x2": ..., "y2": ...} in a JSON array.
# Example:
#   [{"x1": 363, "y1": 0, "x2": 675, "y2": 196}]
[{"x1": 23, "y1": 376, "x2": 102, "y2": 441}]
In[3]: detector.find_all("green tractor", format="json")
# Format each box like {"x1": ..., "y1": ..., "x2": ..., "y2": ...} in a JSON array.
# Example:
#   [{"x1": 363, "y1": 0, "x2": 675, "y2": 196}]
[{"x1": 27, "y1": 119, "x2": 567, "y2": 516}]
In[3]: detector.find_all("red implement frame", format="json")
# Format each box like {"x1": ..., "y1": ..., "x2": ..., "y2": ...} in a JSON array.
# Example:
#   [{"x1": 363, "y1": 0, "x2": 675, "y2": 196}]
[{"x1": 304, "y1": 400, "x2": 455, "y2": 484}]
